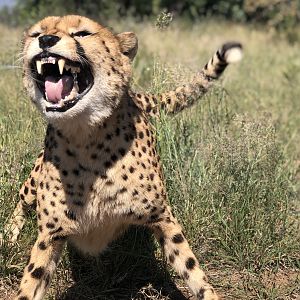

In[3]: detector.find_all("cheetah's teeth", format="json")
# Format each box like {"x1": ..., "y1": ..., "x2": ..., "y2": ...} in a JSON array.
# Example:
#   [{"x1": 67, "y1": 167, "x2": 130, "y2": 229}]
[
  {"x1": 64, "y1": 65, "x2": 80, "y2": 73},
  {"x1": 41, "y1": 57, "x2": 56, "y2": 64},
  {"x1": 36, "y1": 60, "x2": 42, "y2": 74},
  {"x1": 58, "y1": 59, "x2": 66, "y2": 75}
]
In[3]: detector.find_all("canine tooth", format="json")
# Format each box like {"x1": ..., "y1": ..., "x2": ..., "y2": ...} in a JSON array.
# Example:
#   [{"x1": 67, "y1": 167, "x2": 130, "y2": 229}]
[
  {"x1": 74, "y1": 81, "x2": 79, "y2": 92},
  {"x1": 58, "y1": 59, "x2": 65, "y2": 75},
  {"x1": 36, "y1": 60, "x2": 42, "y2": 74}
]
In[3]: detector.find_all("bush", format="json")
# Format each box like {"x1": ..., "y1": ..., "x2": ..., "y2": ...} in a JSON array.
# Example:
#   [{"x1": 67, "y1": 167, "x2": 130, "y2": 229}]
[{"x1": 0, "y1": 0, "x2": 299, "y2": 29}]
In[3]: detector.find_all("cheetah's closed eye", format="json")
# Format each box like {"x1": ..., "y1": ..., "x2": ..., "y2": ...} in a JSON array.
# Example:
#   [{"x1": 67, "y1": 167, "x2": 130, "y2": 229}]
[{"x1": 4, "y1": 15, "x2": 242, "y2": 300}]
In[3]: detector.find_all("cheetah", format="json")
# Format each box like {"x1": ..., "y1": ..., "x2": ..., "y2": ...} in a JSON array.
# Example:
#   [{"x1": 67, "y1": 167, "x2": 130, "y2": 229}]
[{"x1": 3, "y1": 15, "x2": 242, "y2": 300}]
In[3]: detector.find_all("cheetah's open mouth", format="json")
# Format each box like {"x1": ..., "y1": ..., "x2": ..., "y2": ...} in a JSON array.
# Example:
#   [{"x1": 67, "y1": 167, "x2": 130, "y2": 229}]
[{"x1": 31, "y1": 52, "x2": 94, "y2": 112}]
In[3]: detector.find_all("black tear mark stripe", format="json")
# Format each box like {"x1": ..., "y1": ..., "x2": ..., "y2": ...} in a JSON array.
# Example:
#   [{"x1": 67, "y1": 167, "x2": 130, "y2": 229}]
[{"x1": 75, "y1": 40, "x2": 92, "y2": 69}]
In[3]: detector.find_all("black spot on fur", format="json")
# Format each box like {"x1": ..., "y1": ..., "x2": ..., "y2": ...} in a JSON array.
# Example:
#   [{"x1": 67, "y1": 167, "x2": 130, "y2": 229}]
[
  {"x1": 106, "y1": 133, "x2": 112, "y2": 140},
  {"x1": 104, "y1": 161, "x2": 112, "y2": 168},
  {"x1": 119, "y1": 187, "x2": 127, "y2": 193},
  {"x1": 49, "y1": 226, "x2": 63, "y2": 235},
  {"x1": 39, "y1": 241, "x2": 47, "y2": 250},
  {"x1": 27, "y1": 263, "x2": 34, "y2": 272},
  {"x1": 52, "y1": 235, "x2": 66, "y2": 241},
  {"x1": 196, "y1": 288, "x2": 205, "y2": 300},
  {"x1": 145, "y1": 104, "x2": 152, "y2": 113},
  {"x1": 64, "y1": 210, "x2": 76, "y2": 220},
  {"x1": 91, "y1": 153, "x2": 97, "y2": 159},
  {"x1": 150, "y1": 207, "x2": 157, "y2": 213},
  {"x1": 31, "y1": 267, "x2": 45, "y2": 279},
  {"x1": 66, "y1": 149, "x2": 75, "y2": 156},
  {"x1": 111, "y1": 154, "x2": 118, "y2": 162},
  {"x1": 169, "y1": 254, "x2": 175, "y2": 263},
  {"x1": 172, "y1": 233, "x2": 184, "y2": 243},
  {"x1": 97, "y1": 143, "x2": 104, "y2": 149},
  {"x1": 132, "y1": 189, "x2": 139, "y2": 196},
  {"x1": 150, "y1": 214, "x2": 159, "y2": 221},
  {"x1": 186, "y1": 257, "x2": 196, "y2": 270},
  {"x1": 46, "y1": 222, "x2": 55, "y2": 229},
  {"x1": 183, "y1": 271, "x2": 189, "y2": 280},
  {"x1": 72, "y1": 169, "x2": 80, "y2": 176},
  {"x1": 129, "y1": 166, "x2": 135, "y2": 173},
  {"x1": 118, "y1": 148, "x2": 126, "y2": 156}
]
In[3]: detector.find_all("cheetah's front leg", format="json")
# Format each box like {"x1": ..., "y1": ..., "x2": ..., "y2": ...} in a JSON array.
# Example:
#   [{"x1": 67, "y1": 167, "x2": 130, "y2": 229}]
[
  {"x1": 149, "y1": 211, "x2": 218, "y2": 300},
  {"x1": 1, "y1": 152, "x2": 43, "y2": 244},
  {"x1": 1, "y1": 181, "x2": 37, "y2": 244},
  {"x1": 15, "y1": 237, "x2": 65, "y2": 300}
]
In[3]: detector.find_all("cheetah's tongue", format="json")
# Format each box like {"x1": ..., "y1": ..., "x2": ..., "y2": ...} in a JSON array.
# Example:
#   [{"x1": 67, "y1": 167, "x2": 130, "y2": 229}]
[{"x1": 45, "y1": 75, "x2": 74, "y2": 103}]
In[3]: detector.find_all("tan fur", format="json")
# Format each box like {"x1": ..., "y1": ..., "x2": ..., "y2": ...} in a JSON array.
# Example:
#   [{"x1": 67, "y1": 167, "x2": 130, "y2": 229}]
[{"x1": 5, "y1": 15, "x2": 242, "y2": 300}]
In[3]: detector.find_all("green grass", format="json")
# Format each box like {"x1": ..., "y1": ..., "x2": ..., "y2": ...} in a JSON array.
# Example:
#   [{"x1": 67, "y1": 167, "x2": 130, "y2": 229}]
[{"x1": 0, "y1": 20, "x2": 299, "y2": 299}]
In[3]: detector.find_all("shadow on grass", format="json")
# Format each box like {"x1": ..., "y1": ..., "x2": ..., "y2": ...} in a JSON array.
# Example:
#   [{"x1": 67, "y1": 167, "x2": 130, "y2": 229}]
[{"x1": 58, "y1": 226, "x2": 188, "y2": 300}]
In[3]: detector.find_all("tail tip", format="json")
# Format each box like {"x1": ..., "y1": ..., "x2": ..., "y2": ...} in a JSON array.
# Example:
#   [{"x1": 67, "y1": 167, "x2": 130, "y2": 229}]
[{"x1": 221, "y1": 42, "x2": 243, "y2": 64}]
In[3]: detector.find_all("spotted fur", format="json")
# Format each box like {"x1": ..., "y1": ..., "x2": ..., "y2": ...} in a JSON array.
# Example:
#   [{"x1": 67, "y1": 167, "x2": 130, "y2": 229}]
[{"x1": 3, "y1": 15, "x2": 242, "y2": 300}]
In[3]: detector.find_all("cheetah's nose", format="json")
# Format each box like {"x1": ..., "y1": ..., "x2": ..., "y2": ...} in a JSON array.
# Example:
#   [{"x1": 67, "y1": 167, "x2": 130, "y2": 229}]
[{"x1": 39, "y1": 35, "x2": 60, "y2": 49}]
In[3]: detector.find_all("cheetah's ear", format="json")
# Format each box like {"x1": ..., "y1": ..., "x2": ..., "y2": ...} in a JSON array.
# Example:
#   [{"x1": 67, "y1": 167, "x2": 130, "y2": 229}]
[{"x1": 116, "y1": 32, "x2": 138, "y2": 61}]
